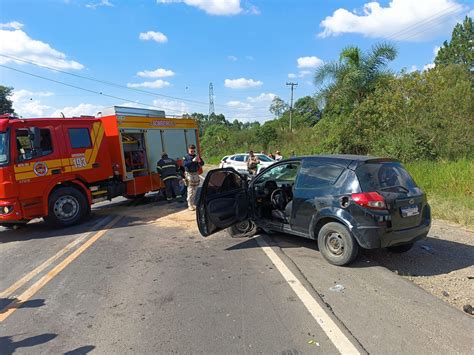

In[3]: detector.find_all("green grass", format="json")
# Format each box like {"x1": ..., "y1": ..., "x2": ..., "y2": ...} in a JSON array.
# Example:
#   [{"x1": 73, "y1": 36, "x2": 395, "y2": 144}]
[{"x1": 405, "y1": 159, "x2": 474, "y2": 229}]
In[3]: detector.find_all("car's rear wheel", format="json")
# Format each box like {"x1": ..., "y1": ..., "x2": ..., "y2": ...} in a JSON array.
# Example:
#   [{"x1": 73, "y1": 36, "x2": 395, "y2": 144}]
[
  {"x1": 227, "y1": 220, "x2": 257, "y2": 238},
  {"x1": 317, "y1": 222, "x2": 359, "y2": 266},
  {"x1": 387, "y1": 242, "x2": 414, "y2": 253}
]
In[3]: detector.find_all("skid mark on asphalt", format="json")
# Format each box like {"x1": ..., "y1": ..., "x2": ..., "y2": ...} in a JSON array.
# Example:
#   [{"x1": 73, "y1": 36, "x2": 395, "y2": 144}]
[
  {"x1": 0, "y1": 215, "x2": 122, "y2": 323},
  {"x1": 255, "y1": 236, "x2": 361, "y2": 355}
]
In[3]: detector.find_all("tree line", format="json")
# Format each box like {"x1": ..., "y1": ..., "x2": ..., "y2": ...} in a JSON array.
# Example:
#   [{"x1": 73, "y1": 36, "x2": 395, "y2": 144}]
[{"x1": 196, "y1": 16, "x2": 473, "y2": 162}]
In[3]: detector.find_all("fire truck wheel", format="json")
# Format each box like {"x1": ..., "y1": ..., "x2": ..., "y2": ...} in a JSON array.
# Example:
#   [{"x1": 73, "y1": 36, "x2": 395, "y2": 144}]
[{"x1": 45, "y1": 187, "x2": 88, "y2": 227}]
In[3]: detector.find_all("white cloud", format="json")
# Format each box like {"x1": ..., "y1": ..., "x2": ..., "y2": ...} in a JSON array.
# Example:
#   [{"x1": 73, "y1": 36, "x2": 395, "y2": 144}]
[
  {"x1": 297, "y1": 56, "x2": 323, "y2": 69},
  {"x1": 0, "y1": 22, "x2": 84, "y2": 70},
  {"x1": 137, "y1": 68, "x2": 175, "y2": 78},
  {"x1": 318, "y1": 0, "x2": 466, "y2": 41},
  {"x1": 227, "y1": 55, "x2": 238, "y2": 61},
  {"x1": 409, "y1": 65, "x2": 418, "y2": 72},
  {"x1": 226, "y1": 100, "x2": 253, "y2": 111},
  {"x1": 152, "y1": 98, "x2": 189, "y2": 115},
  {"x1": 433, "y1": 46, "x2": 441, "y2": 56},
  {"x1": 0, "y1": 22, "x2": 23, "y2": 30},
  {"x1": 127, "y1": 80, "x2": 171, "y2": 89},
  {"x1": 86, "y1": 0, "x2": 113, "y2": 9},
  {"x1": 157, "y1": 0, "x2": 242, "y2": 16},
  {"x1": 11, "y1": 90, "x2": 54, "y2": 117},
  {"x1": 423, "y1": 63, "x2": 435, "y2": 71},
  {"x1": 246, "y1": 55, "x2": 254, "y2": 61},
  {"x1": 224, "y1": 78, "x2": 263, "y2": 89},
  {"x1": 247, "y1": 92, "x2": 276, "y2": 103},
  {"x1": 288, "y1": 73, "x2": 297, "y2": 79},
  {"x1": 139, "y1": 31, "x2": 168, "y2": 43},
  {"x1": 52, "y1": 103, "x2": 102, "y2": 118}
]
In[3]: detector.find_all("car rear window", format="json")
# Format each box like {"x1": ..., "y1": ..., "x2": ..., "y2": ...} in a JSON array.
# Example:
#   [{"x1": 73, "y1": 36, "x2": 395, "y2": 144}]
[
  {"x1": 356, "y1": 162, "x2": 417, "y2": 192},
  {"x1": 296, "y1": 162, "x2": 344, "y2": 188}
]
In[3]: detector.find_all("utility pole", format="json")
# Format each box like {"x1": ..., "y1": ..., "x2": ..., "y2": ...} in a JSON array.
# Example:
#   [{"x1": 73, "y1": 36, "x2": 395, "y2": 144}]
[
  {"x1": 208, "y1": 82, "x2": 215, "y2": 116},
  {"x1": 286, "y1": 82, "x2": 297, "y2": 132}
]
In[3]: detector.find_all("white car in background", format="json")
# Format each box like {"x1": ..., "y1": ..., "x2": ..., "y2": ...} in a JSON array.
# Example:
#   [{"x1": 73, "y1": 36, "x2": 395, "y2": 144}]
[{"x1": 220, "y1": 153, "x2": 275, "y2": 174}]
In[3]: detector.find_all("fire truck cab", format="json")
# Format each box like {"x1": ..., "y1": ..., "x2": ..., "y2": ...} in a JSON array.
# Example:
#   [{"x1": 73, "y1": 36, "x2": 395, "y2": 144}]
[{"x1": 0, "y1": 106, "x2": 199, "y2": 227}]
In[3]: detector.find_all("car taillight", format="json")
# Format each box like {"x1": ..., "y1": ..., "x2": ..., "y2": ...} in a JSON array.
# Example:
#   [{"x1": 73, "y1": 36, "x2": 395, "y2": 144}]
[{"x1": 351, "y1": 192, "x2": 386, "y2": 210}]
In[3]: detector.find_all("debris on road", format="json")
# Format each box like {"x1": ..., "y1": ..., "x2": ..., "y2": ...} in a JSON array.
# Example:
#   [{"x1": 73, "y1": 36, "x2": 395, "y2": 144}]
[
  {"x1": 442, "y1": 291, "x2": 449, "y2": 297},
  {"x1": 462, "y1": 304, "x2": 473, "y2": 315},
  {"x1": 420, "y1": 245, "x2": 433, "y2": 253},
  {"x1": 329, "y1": 284, "x2": 345, "y2": 293},
  {"x1": 307, "y1": 340, "x2": 320, "y2": 346}
]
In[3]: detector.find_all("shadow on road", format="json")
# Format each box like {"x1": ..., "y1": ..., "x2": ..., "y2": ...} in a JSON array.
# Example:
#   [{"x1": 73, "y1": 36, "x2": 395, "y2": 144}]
[
  {"x1": 0, "y1": 194, "x2": 185, "y2": 244},
  {"x1": 361, "y1": 236, "x2": 474, "y2": 276},
  {"x1": 64, "y1": 345, "x2": 96, "y2": 355},
  {"x1": 226, "y1": 233, "x2": 473, "y2": 276},
  {"x1": 0, "y1": 298, "x2": 45, "y2": 310},
  {"x1": 0, "y1": 333, "x2": 57, "y2": 355}
]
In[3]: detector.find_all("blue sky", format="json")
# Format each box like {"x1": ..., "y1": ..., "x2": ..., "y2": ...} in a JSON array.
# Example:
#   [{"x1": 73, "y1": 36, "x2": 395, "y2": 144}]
[{"x1": 1, "y1": 0, "x2": 472, "y2": 122}]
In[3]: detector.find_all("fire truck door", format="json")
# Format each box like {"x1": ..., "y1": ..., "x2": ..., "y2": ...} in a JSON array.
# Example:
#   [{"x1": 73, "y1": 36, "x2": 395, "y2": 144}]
[
  {"x1": 13, "y1": 124, "x2": 65, "y2": 217},
  {"x1": 62, "y1": 122, "x2": 101, "y2": 173}
]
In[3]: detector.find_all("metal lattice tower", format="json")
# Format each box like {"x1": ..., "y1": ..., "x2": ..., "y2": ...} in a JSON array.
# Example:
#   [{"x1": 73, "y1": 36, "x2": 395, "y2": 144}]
[{"x1": 209, "y1": 82, "x2": 215, "y2": 116}]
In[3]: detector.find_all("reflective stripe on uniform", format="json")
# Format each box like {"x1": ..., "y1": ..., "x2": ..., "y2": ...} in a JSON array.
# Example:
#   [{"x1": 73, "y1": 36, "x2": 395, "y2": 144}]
[{"x1": 163, "y1": 175, "x2": 178, "y2": 181}]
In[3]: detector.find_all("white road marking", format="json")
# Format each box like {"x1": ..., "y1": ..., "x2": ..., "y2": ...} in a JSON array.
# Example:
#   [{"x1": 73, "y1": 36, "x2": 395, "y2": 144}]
[{"x1": 255, "y1": 236, "x2": 361, "y2": 355}]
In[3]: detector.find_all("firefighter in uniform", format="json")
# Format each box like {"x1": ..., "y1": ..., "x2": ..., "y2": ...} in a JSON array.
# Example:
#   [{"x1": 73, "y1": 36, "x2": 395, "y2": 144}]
[
  {"x1": 157, "y1": 153, "x2": 183, "y2": 203},
  {"x1": 183, "y1": 144, "x2": 204, "y2": 211}
]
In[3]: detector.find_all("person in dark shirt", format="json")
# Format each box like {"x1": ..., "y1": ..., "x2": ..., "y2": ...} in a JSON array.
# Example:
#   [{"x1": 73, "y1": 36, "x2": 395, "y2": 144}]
[
  {"x1": 157, "y1": 153, "x2": 183, "y2": 203},
  {"x1": 183, "y1": 144, "x2": 204, "y2": 211}
]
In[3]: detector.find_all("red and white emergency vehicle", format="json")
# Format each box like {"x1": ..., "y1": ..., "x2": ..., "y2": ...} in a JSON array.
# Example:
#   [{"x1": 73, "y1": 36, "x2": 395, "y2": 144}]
[{"x1": 0, "y1": 106, "x2": 200, "y2": 227}]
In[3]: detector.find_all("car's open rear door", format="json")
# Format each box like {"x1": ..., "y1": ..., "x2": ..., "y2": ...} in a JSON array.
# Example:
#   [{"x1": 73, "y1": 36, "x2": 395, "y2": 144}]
[{"x1": 196, "y1": 168, "x2": 249, "y2": 237}]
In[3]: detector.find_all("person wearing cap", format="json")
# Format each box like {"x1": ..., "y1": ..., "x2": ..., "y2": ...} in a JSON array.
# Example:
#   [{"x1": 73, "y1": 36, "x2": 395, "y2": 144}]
[
  {"x1": 157, "y1": 153, "x2": 183, "y2": 203},
  {"x1": 183, "y1": 144, "x2": 204, "y2": 211},
  {"x1": 275, "y1": 150, "x2": 283, "y2": 161}
]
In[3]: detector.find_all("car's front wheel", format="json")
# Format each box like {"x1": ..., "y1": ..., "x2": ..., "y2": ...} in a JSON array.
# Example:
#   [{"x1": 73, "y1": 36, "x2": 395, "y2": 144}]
[
  {"x1": 317, "y1": 222, "x2": 359, "y2": 266},
  {"x1": 227, "y1": 220, "x2": 257, "y2": 238}
]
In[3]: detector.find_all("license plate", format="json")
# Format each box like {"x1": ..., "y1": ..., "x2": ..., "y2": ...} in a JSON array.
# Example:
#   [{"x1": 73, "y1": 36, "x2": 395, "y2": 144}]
[{"x1": 401, "y1": 205, "x2": 419, "y2": 217}]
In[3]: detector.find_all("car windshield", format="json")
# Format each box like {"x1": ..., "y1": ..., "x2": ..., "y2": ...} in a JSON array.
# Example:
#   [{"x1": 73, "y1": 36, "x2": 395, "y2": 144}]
[
  {"x1": 257, "y1": 154, "x2": 273, "y2": 162},
  {"x1": 0, "y1": 132, "x2": 9, "y2": 165},
  {"x1": 356, "y1": 162, "x2": 417, "y2": 192}
]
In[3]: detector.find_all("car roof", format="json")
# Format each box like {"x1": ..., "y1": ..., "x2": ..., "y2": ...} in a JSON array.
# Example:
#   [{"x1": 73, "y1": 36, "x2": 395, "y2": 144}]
[{"x1": 280, "y1": 154, "x2": 399, "y2": 169}]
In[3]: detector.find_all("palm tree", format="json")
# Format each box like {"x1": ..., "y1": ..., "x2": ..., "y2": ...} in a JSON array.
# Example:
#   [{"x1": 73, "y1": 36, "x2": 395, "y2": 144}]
[{"x1": 315, "y1": 42, "x2": 397, "y2": 108}]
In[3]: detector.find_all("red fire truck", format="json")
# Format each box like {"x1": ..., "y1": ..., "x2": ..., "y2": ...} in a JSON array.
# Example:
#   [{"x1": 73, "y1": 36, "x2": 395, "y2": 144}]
[{"x1": 0, "y1": 106, "x2": 200, "y2": 227}]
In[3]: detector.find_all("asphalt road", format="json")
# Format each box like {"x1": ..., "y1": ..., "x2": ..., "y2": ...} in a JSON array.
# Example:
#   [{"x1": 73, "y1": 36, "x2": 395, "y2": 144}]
[{"x1": 0, "y1": 194, "x2": 472, "y2": 354}]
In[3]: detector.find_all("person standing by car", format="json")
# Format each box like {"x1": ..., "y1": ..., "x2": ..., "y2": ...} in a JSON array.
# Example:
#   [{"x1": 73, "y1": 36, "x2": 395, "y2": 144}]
[
  {"x1": 247, "y1": 150, "x2": 260, "y2": 176},
  {"x1": 157, "y1": 153, "x2": 183, "y2": 203},
  {"x1": 184, "y1": 144, "x2": 204, "y2": 211},
  {"x1": 275, "y1": 150, "x2": 283, "y2": 161}
]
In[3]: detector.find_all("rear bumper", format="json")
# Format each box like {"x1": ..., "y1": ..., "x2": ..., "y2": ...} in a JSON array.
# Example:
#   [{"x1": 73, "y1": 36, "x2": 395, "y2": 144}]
[
  {"x1": 0, "y1": 198, "x2": 24, "y2": 223},
  {"x1": 353, "y1": 218, "x2": 431, "y2": 249}
]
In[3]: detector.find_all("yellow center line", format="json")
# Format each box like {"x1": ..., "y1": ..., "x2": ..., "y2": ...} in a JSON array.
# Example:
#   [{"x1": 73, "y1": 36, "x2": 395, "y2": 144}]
[
  {"x1": 0, "y1": 217, "x2": 113, "y2": 299},
  {"x1": 0, "y1": 215, "x2": 122, "y2": 323}
]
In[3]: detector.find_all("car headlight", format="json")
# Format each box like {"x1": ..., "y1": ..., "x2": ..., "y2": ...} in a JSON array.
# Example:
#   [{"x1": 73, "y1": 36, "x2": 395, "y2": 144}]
[{"x1": 2, "y1": 206, "x2": 13, "y2": 214}]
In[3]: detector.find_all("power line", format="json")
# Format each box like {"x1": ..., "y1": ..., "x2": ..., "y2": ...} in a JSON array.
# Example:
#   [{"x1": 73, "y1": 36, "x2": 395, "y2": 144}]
[
  {"x1": 0, "y1": 53, "x2": 275, "y2": 115},
  {"x1": 384, "y1": 4, "x2": 463, "y2": 41},
  {"x1": 0, "y1": 64, "x2": 275, "y2": 121},
  {"x1": 0, "y1": 53, "x2": 213, "y2": 108}
]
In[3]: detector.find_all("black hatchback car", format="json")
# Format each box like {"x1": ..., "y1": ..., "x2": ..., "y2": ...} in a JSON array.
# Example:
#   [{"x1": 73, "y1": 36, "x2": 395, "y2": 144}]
[{"x1": 196, "y1": 155, "x2": 431, "y2": 266}]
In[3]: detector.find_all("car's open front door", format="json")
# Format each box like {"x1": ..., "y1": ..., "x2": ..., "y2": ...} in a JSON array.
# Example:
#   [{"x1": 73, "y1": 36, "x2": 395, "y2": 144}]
[{"x1": 196, "y1": 168, "x2": 248, "y2": 237}]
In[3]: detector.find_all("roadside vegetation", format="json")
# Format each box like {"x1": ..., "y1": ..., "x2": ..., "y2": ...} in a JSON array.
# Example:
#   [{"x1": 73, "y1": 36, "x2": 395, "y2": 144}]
[{"x1": 194, "y1": 17, "x2": 473, "y2": 228}]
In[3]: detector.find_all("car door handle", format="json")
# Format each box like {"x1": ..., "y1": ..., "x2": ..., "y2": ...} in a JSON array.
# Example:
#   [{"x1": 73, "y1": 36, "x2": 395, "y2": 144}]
[
  {"x1": 92, "y1": 163, "x2": 100, "y2": 168},
  {"x1": 52, "y1": 169, "x2": 61, "y2": 175}
]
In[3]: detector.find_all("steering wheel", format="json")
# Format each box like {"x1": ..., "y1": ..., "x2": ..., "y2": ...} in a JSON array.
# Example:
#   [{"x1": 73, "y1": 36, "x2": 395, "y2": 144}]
[{"x1": 270, "y1": 189, "x2": 288, "y2": 211}]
